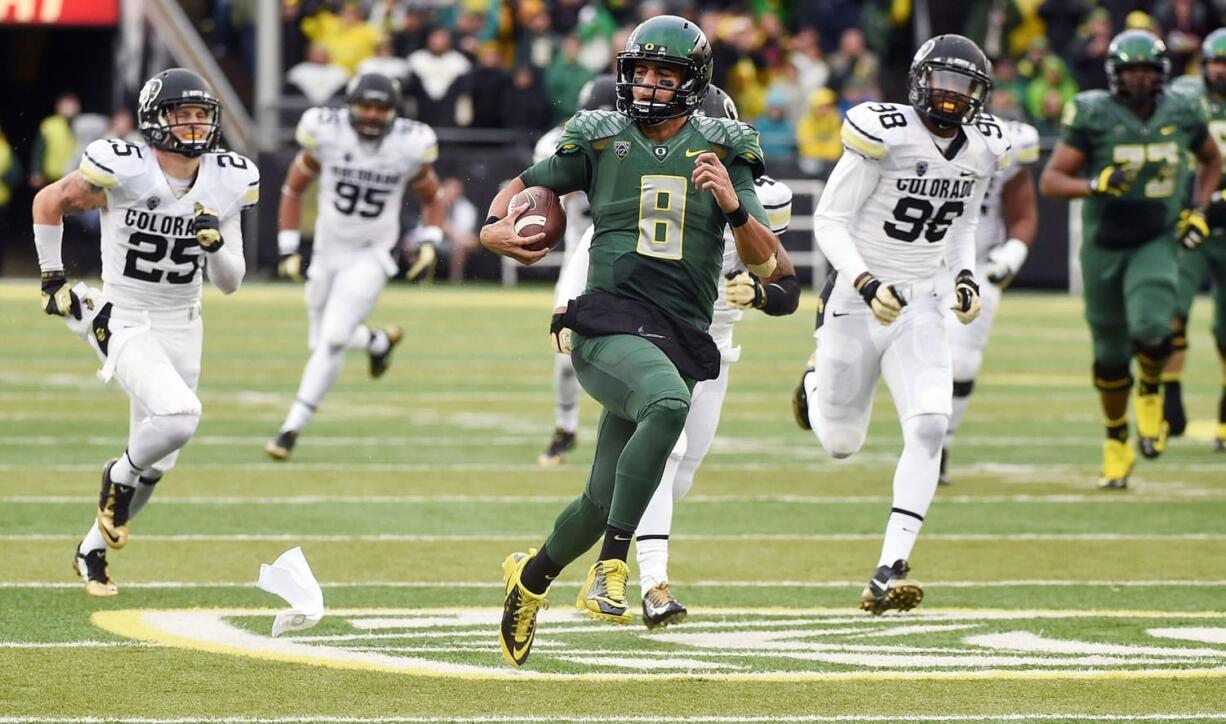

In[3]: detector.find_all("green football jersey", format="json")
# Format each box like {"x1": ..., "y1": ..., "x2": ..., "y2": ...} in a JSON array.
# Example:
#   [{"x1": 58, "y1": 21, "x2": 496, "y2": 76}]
[
  {"x1": 519, "y1": 109, "x2": 767, "y2": 330},
  {"x1": 1170, "y1": 75, "x2": 1226, "y2": 188},
  {"x1": 1061, "y1": 88, "x2": 1209, "y2": 248}
]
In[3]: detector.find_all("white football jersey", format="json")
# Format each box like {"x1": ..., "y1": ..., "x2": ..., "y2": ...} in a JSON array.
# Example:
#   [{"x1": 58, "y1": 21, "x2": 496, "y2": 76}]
[
  {"x1": 78, "y1": 138, "x2": 259, "y2": 310},
  {"x1": 830, "y1": 102, "x2": 1011, "y2": 286},
  {"x1": 296, "y1": 106, "x2": 438, "y2": 253},
  {"x1": 535, "y1": 124, "x2": 592, "y2": 256},
  {"x1": 974, "y1": 119, "x2": 1039, "y2": 262}
]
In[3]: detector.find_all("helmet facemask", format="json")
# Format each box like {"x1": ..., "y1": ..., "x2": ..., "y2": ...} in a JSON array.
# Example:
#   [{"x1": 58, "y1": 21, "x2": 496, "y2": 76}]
[
  {"x1": 615, "y1": 56, "x2": 704, "y2": 124},
  {"x1": 349, "y1": 100, "x2": 397, "y2": 139},
  {"x1": 148, "y1": 99, "x2": 222, "y2": 158},
  {"x1": 1109, "y1": 61, "x2": 1166, "y2": 104},
  {"x1": 1205, "y1": 58, "x2": 1226, "y2": 96},
  {"x1": 911, "y1": 64, "x2": 989, "y2": 129}
]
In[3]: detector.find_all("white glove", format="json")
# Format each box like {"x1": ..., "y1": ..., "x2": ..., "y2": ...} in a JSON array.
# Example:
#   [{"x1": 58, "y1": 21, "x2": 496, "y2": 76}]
[
  {"x1": 950, "y1": 270, "x2": 982, "y2": 324},
  {"x1": 724, "y1": 271, "x2": 764, "y2": 309},
  {"x1": 854, "y1": 273, "x2": 906, "y2": 325},
  {"x1": 985, "y1": 238, "x2": 1029, "y2": 288}
]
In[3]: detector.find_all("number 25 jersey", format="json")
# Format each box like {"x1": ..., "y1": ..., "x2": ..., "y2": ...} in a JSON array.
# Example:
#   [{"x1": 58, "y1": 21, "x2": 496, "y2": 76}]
[
  {"x1": 295, "y1": 107, "x2": 438, "y2": 254},
  {"x1": 79, "y1": 138, "x2": 259, "y2": 310},
  {"x1": 834, "y1": 102, "x2": 1011, "y2": 285}
]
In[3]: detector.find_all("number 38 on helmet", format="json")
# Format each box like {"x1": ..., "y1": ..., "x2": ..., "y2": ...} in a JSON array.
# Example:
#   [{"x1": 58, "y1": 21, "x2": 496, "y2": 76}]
[{"x1": 907, "y1": 34, "x2": 993, "y2": 129}]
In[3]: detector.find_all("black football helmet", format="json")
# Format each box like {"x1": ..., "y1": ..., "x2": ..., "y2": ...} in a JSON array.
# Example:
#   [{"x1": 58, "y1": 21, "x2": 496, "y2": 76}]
[
  {"x1": 137, "y1": 68, "x2": 222, "y2": 158},
  {"x1": 615, "y1": 15, "x2": 713, "y2": 123},
  {"x1": 346, "y1": 73, "x2": 402, "y2": 139},
  {"x1": 578, "y1": 74, "x2": 617, "y2": 112},
  {"x1": 1106, "y1": 30, "x2": 1170, "y2": 104},
  {"x1": 696, "y1": 84, "x2": 738, "y2": 121},
  {"x1": 907, "y1": 35, "x2": 992, "y2": 129}
]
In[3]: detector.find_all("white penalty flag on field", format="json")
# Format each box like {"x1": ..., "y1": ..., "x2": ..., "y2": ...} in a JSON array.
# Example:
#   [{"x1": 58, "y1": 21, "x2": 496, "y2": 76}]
[{"x1": 257, "y1": 546, "x2": 324, "y2": 637}]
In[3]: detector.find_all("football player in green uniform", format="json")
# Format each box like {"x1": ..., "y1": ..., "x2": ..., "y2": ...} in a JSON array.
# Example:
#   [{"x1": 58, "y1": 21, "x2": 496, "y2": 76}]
[
  {"x1": 479, "y1": 15, "x2": 779, "y2": 668},
  {"x1": 1040, "y1": 30, "x2": 1221, "y2": 488},
  {"x1": 1163, "y1": 28, "x2": 1226, "y2": 452}
]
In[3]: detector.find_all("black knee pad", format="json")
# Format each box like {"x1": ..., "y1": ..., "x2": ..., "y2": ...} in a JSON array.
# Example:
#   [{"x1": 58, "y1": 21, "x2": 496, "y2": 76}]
[
  {"x1": 1134, "y1": 336, "x2": 1174, "y2": 363},
  {"x1": 1093, "y1": 361, "x2": 1133, "y2": 392},
  {"x1": 952, "y1": 379, "x2": 975, "y2": 398}
]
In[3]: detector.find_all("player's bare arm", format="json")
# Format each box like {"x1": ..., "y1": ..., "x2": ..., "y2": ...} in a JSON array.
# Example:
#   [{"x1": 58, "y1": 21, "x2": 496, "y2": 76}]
[
  {"x1": 274, "y1": 150, "x2": 319, "y2": 280},
  {"x1": 32, "y1": 171, "x2": 106, "y2": 225},
  {"x1": 480, "y1": 177, "x2": 549, "y2": 265},
  {"x1": 690, "y1": 152, "x2": 776, "y2": 271},
  {"x1": 411, "y1": 163, "x2": 445, "y2": 227},
  {"x1": 1038, "y1": 143, "x2": 1092, "y2": 199},
  {"x1": 1191, "y1": 134, "x2": 1222, "y2": 210},
  {"x1": 1003, "y1": 168, "x2": 1038, "y2": 246}
]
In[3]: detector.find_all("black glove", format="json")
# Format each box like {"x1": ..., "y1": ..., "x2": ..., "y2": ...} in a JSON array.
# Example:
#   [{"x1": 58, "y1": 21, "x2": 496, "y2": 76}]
[
  {"x1": 41, "y1": 271, "x2": 81, "y2": 318},
  {"x1": 193, "y1": 202, "x2": 223, "y2": 252}
]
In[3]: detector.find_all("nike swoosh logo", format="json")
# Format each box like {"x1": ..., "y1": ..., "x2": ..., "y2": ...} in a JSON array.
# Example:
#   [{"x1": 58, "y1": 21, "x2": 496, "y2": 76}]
[
  {"x1": 959, "y1": 171, "x2": 976, "y2": 177},
  {"x1": 685, "y1": 149, "x2": 706, "y2": 157},
  {"x1": 101, "y1": 527, "x2": 120, "y2": 543},
  {"x1": 636, "y1": 325, "x2": 666, "y2": 339},
  {"x1": 831, "y1": 311, "x2": 849, "y2": 318},
  {"x1": 614, "y1": 534, "x2": 632, "y2": 541},
  {"x1": 512, "y1": 641, "x2": 532, "y2": 660},
  {"x1": 1161, "y1": 125, "x2": 1176, "y2": 135},
  {"x1": 544, "y1": 574, "x2": 556, "y2": 580}
]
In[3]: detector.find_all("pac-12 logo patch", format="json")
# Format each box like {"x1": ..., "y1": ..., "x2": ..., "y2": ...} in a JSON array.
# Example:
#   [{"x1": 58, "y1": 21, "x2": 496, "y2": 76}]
[{"x1": 614, "y1": 141, "x2": 630, "y2": 159}]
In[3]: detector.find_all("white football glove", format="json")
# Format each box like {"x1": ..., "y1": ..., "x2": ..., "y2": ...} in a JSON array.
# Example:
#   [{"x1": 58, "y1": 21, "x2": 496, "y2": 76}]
[
  {"x1": 854, "y1": 273, "x2": 906, "y2": 325},
  {"x1": 950, "y1": 270, "x2": 982, "y2": 324},
  {"x1": 985, "y1": 238, "x2": 1029, "y2": 288},
  {"x1": 549, "y1": 312, "x2": 572, "y2": 354},
  {"x1": 724, "y1": 271, "x2": 764, "y2": 309}
]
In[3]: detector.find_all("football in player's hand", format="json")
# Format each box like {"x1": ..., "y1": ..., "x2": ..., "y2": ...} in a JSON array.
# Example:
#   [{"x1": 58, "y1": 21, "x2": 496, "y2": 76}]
[{"x1": 510, "y1": 186, "x2": 566, "y2": 252}]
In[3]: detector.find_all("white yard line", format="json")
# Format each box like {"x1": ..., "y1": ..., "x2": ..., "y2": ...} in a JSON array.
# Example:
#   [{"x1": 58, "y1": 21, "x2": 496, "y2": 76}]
[
  {"x1": 3, "y1": 580, "x2": 1223, "y2": 590},
  {"x1": 4, "y1": 533, "x2": 1224, "y2": 543},
  {"x1": 4, "y1": 493, "x2": 1223, "y2": 504},
  {"x1": 0, "y1": 640, "x2": 162, "y2": 649},
  {"x1": 0, "y1": 714, "x2": 1223, "y2": 723}
]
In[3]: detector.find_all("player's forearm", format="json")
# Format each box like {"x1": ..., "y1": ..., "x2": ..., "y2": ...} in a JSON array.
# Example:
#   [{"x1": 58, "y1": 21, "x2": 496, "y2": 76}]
[
  {"x1": 731, "y1": 217, "x2": 777, "y2": 268},
  {"x1": 1193, "y1": 159, "x2": 1221, "y2": 210},
  {"x1": 1003, "y1": 172, "x2": 1038, "y2": 246},
  {"x1": 207, "y1": 215, "x2": 246, "y2": 294},
  {"x1": 813, "y1": 221, "x2": 869, "y2": 281},
  {"x1": 486, "y1": 177, "x2": 526, "y2": 220},
  {"x1": 1037, "y1": 166, "x2": 1090, "y2": 200}
]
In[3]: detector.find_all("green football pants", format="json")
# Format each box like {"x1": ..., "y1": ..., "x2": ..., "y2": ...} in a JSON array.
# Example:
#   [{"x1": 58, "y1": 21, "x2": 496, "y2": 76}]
[
  {"x1": 542, "y1": 333, "x2": 693, "y2": 567},
  {"x1": 1174, "y1": 237, "x2": 1226, "y2": 348},
  {"x1": 1081, "y1": 237, "x2": 1178, "y2": 368}
]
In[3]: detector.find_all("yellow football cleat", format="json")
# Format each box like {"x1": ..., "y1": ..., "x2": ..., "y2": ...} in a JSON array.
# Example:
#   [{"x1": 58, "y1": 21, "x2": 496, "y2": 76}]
[
  {"x1": 498, "y1": 549, "x2": 549, "y2": 668},
  {"x1": 1099, "y1": 438, "x2": 1136, "y2": 490},
  {"x1": 859, "y1": 559, "x2": 923, "y2": 615},
  {"x1": 576, "y1": 559, "x2": 632, "y2": 624},
  {"x1": 96, "y1": 460, "x2": 134, "y2": 549},
  {"x1": 1134, "y1": 390, "x2": 1168, "y2": 459},
  {"x1": 72, "y1": 546, "x2": 118, "y2": 597}
]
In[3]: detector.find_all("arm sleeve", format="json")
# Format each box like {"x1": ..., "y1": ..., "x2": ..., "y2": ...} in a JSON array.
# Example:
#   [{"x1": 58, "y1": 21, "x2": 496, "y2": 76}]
[
  {"x1": 812, "y1": 151, "x2": 880, "y2": 281},
  {"x1": 518, "y1": 151, "x2": 591, "y2": 196},
  {"x1": 205, "y1": 214, "x2": 246, "y2": 294},
  {"x1": 730, "y1": 162, "x2": 769, "y2": 226},
  {"x1": 943, "y1": 174, "x2": 991, "y2": 274}
]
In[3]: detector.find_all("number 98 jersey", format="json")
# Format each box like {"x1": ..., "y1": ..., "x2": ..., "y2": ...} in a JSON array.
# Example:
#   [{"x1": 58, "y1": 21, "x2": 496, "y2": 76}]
[
  {"x1": 78, "y1": 138, "x2": 259, "y2": 310},
  {"x1": 837, "y1": 102, "x2": 1011, "y2": 284},
  {"x1": 296, "y1": 106, "x2": 439, "y2": 254}
]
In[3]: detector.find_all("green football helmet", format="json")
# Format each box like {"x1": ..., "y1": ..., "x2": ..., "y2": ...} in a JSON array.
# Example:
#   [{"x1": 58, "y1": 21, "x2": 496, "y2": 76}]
[
  {"x1": 615, "y1": 15, "x2": 712, "y2": 123},
  {"x1": 1202, "y1": 27, "x2": 1226, "y2": 95},
  {"x1": 1106, "y1": 29, "x2": 1170, "y2": 104}
]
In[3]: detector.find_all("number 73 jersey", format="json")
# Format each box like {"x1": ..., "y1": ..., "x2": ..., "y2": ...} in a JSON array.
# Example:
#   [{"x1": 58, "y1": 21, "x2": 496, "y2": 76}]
[
  {"x1": 79, "y1": 138, "x2": 259, "y2": 310},
  {"x1": 835, "y1": 102, "x2": 1011, "y2": 284},
  {"x1": 295, "y1": 106, "x2": 438, "y2": 253}
]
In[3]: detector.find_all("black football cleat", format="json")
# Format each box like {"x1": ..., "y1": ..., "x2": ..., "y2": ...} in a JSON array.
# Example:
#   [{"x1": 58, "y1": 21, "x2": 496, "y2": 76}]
[
  {"x1": 264, "y1": 430, "x2": 298, "y2": 461},
  {"x1": 538, "y1": 427, "x2": 576, "y2": 466},
  {"x1": 641, "y1": 582, "x2": 687, "y2": 629},
  {"x1": 96, "y1": 459, "x2": 135, "y2": 549},
  {"x1": 860, "y1": 559, "x2": 924, "y2": 615},
  {"x1": 369, "y1": 325, "x2": 403, "y2": 379},
  {"x1": 72, "y1": 545, "x2": 118, "y2": 597}
]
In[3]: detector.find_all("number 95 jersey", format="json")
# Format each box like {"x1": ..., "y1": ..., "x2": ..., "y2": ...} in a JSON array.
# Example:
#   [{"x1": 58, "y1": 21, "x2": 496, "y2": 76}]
[
  {"x1": 79, "y1": 138, "x2": 259, "y2": 310},
  {"x1": 835, "y1": 102, "x2": 1011, "y2": 284},
  {"x1": 296, "y1": 107, "x2": 439, "y2": 254}
]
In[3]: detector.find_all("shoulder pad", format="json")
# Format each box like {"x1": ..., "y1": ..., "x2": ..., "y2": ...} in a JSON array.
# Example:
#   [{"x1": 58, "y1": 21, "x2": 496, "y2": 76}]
[
  {"x1": 840, "y1": 103, "x2": 910, "y2": 160},
  {"x1": 1064, "y1": 89, "x2": 1111, "y2": 129},
  {"x1": 207, "y1": 150, "x2": 261, "y2": 210},
  {"x1": 753, "y1": 175, "x2": 792, "y2": 234},
  {"x1": 1169, "y1": 75, "x2": 1204, "y2": 96},
  {"x1": 534, "y1": 126, "x2": 563, "y2": 164},
  {"x1": 969, "y1": 113, "x2": 1013, "y2": 160},
  {"x1": 78, "y1": 138, "x2": 148, "y2": 189},
  {"x1": 691, "y1": 116, "x2": 766, "y2": 177},
  {"x1": 1004, "y1": 120, "x2": 1040, "y2": 166},
  {"x1": 557, "y1": 110, "x2": 632, "y2": 153},
  {"x1": 295, "y1": 106, "x2": 345, "y2": 152},
  {"x1": 391, "y1": 118, "x2": 439, "y2": 164}
]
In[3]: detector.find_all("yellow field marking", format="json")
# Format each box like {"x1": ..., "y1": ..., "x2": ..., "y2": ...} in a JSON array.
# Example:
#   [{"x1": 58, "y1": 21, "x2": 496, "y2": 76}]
[{"x1": 92, "y1": 607, "x2": 1226, "y2": 683}]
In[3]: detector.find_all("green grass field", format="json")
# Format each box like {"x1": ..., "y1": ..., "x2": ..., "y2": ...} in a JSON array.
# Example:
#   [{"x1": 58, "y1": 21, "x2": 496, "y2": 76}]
[{"x1": 1, "y1": 282, "x2": 1224, "y2": 723}]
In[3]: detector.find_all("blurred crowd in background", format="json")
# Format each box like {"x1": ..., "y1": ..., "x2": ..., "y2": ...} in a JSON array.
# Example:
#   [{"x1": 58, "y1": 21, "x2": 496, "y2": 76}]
[{"x1": 5, "y1": 0, "x2": 1226, "y2": 279}]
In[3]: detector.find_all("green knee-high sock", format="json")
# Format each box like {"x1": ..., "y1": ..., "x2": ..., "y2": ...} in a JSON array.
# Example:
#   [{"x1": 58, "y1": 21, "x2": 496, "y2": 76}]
[
  {"x1": 607, "y1": 398, "x2": 689, "y2": 532},
  {"x1": 541, "y1": 493, "x2": 608, "y2": 570}
]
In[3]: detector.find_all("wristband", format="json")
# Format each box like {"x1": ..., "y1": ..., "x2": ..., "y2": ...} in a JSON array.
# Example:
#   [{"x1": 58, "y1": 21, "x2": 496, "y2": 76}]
[
  {"x1": 418, "y1": 225, "x2": 444, "y2": 245},
  {"x1": 760, "y1": 274, "x2": 801, "y2": 316},
  {"x1": 277, "y1": 229, "x2": 301, "y2": 256},
  {"x1": 746, "y1": 254, "x2": 777, "y2": 278},
  {"x1": 725, "y1": 202, "x2": 750, "y2": 228},
  {"x1": 33, "y1": 224, "x2": 65, "y2": 273}
]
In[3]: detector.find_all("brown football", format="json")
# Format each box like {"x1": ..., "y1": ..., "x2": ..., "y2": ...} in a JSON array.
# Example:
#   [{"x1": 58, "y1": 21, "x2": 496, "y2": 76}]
[{"x1": 510, "y1": 186, "x2": 566, "y2": 252}]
